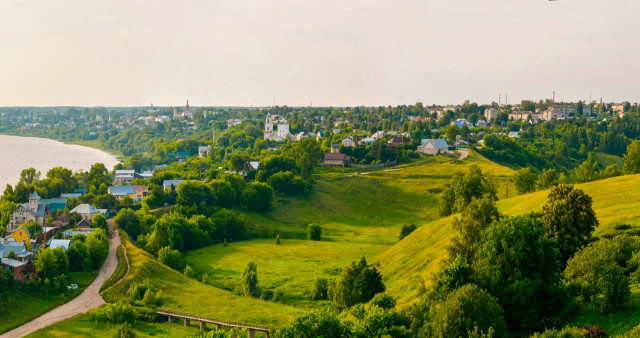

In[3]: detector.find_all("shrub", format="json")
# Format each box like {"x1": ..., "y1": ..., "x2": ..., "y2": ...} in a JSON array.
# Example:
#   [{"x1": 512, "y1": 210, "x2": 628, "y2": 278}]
[
  {"x1": 369, "y1": 293, "x2": 396, "y2": 310},
  {"x1": 114, "y1": 323, "x2": 135, "y2": 338},
  {"x1": 311, "y1": 278, "x2": 328, "y2": 300},
  {"x1": 157, "y1": 246, "x2": 183, "y2": 270},
  {"x1": 91, "y1": 302, "x2": 136, "y2": 324},
  {"x1": 275, "y1": 235, "x2": 281, "y2": 245},
  {"x1": 307, "y1": 223, "x2": 321, "y2": 241},
  {"x1": 241, "y1": 262, "x2": 260, "y2": 297},
  {"x1": 398, "y1": 224, "x2": 417, "y2": 241}
]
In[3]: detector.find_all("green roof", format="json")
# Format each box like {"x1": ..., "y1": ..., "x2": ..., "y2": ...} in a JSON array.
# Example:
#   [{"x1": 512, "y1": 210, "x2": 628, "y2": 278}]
[
  {"x1": 40, "y1": 199, "x2": 68, "y2": 212},
  {"x1": 74, "y1": 189, "x2": 88, "y2": 194}
]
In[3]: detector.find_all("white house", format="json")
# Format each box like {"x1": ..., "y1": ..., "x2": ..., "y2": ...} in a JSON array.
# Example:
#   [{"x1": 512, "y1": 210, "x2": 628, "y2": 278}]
[
  {"x1": 342, "y1": 136, "x2": 356, "y2": 147},
  {"x1": 417, "y1": 139, "x2": 449, "y2": 156}
]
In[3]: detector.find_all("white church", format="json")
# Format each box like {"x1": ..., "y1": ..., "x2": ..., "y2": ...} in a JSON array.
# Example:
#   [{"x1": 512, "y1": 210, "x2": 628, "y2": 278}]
[{"x1": 264, "y1": 113, "x2": 294, "y2": 141}]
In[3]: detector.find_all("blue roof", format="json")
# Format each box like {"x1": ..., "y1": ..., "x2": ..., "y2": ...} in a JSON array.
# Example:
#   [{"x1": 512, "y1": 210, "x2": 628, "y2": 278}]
[
  {"x1": 29, "y1": 191, "x2": 40, "y2": 200},
  {"x1": 61, "y1": 193, "x2": 82, "y2": 199},
  {"x1": 0, "y1": 241, "x2": 27, "y2": 257},
  {"x1": 163, "y1": 180, "x2": 185, "y2": 189},
  {"x1": 452, "y1": 121, "x2": 464, "y2": 128},
  {"x1": 108, "y1": 186, "x2": 136, "y2": 196}
]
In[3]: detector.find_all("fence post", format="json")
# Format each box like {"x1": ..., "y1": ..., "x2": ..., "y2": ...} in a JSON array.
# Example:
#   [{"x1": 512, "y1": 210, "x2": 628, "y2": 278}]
[
  {"x1": 200, "y1": 322, "x2": 206, "y2": 330},
  {"x1": 185, "y1": 319, "x2": 190, "y2": 327},
  {"x1": 248, "y1": 329, "x2": 255, "y2": 338},
  {"x1": 168, "y1": 316, "x2": 174, "y2": 323}
]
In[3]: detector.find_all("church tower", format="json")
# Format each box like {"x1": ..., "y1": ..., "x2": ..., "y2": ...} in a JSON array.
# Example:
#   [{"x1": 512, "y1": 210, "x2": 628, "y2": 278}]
[
  {"x1": 264, "y1": 113, "x2": 274, "y2": 139},
  {"x1": 28, "y1": 191, "x2": 40, "y2": 213}
]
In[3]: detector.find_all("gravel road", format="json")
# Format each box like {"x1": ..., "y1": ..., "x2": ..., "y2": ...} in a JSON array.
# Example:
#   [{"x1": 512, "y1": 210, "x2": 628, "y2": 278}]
[{"x1": 1, "y1": 221, "x2": 120, "y2": 338}]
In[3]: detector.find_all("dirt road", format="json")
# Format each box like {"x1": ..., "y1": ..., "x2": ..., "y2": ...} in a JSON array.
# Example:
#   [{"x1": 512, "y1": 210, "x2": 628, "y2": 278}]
[{"x1": 2, "y1": 221, "x2": 121, "y2": 338}]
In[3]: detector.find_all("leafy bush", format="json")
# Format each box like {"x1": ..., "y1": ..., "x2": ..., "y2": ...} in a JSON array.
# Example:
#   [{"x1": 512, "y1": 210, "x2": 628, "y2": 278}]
[
  {"x1": 91, "y1": 302, "x2": 136, "y2": 324},
  {"x1": 157, "y1": 246, "x2": 183, "y2": 270},
  {"x1": 311, "y1": 278, "x2": 329, "y2": 300},
  {"x1": 114, "y1": 323, "x2": 135, "y2": 338},
  {"x1": 307, "y1": 223, "x2": 322, "y2": 241},
  {"x1": 398, "y1": 224, "x2": 417, "y2": 241}
]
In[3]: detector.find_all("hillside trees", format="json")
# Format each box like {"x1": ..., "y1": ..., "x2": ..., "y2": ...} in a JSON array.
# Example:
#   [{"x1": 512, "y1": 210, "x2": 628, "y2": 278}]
[
  {"x1": 448, "y1": 197, "x2": 500, "y2": 263},
  {"x1": 331, "y1": 257, "x2": 385, "y2": 309},
  {"x1": 439, "y1": 164, "x2": 497, "y2": 216},
  {"x1": 241, "y1": 182, "x2": 273, "y2": 212},
  {"x1": 564, "y1": 235, "x2": 639, "y2": 312},
  {"x1": 474, "y1": 215, "x2": 566, "y2": 332},
  {"x1": 541, "y1": 185, "x2": 598, "y2": 266},
  {"x1": 512, "y1": 167, "x2": 537, "y2": 194},
  {"x1": 241, "y1": 262, "x2": 260, "y2": 297},
  {"x1": 623, "y1": 140, "x2": 640, "y2": 174},
  {"x1": 428, "y1": 284, "x2": 507, "y2": 338}
]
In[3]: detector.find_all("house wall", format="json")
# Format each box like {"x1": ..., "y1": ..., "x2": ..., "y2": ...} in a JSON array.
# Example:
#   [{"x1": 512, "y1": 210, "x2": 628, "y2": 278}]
[{"x1": 8, "y1": 207, "x2": 37, "y2": 233}]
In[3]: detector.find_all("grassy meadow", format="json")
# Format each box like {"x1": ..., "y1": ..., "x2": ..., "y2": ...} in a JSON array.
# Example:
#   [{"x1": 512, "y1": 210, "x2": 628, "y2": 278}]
[
  {"x1": 183, "y1": 239, "x2": 389, "y2": 308},
  {"x1": 102, "y1": 234, "x2": 305, "y2": 327}
]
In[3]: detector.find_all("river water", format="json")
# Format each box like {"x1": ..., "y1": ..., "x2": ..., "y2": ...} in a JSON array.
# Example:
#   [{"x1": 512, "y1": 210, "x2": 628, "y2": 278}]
[{"x1": 0, "y1": 134, "x2": 119, "y2": 190}]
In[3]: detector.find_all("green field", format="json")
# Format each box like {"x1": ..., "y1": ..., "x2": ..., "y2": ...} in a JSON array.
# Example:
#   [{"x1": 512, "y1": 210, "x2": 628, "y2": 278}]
[
  {"x1": 184, "y1": 239, "x2": 389, "y2": 307},
  {"x1": 102, "y1": 234, "x2": 305, "y2": 327},
  {"x1": 0, "y1": 271, "x2": 97, "y2": 334},
  {"x1": 245, "y1": 151, "x2": 514, "y2": 245}
]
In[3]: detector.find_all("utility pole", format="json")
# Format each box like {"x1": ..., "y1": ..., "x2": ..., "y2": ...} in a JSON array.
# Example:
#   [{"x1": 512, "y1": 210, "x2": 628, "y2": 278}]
[
  {"x1": 553, "y1": 91, "x2": 556, "y2": 103},
  {"x1": 506, "y1": 178, "x2": 509, "y2": 198}
]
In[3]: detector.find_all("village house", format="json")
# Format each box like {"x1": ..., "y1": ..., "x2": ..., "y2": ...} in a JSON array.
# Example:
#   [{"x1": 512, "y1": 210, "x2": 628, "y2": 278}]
[
  {"x1": 6, "y1": 226, "x2": 31, "y2": 246},
  {"x1": 0, "y1": 238, "x2": 33, "y2": 279},
  {"x1": 6, "y1": 192, "x2": 47, "y2": 234},
  {"x1": 163, "y1": 180, "x2": 185, "y2": 192},
  {"x1": 359, "y1": 137, "x2": 375, "y2": 146},
  {"x1": 108, "y1": 186, "x2": 149, "y2": 202},
  {"x1": 342, "y1": 136, "x2": 356, "y2": 147},
  {"x1": 39, "y1": 198, "x2": 68, "y2": 214},
  {"x1": 69, "y1": 204, "x2": 108, "y2": 220},
  {"x1": 114, "y1": 169, "x2": 136, "y2": 185},
  {"x1": 387, "y1": 137, "x2": 405, "y2": 147},
  {"x1": 323, "y1": 152, "x2": 351, "y2": 167},
  {"x1": 612, "y1": 103, "x2": 626, "y2": 115},
  {"x1": 49, "y1": 239, "x2": 72, "y2": 251},
  {"x1": 417, "y1": 139, "x2": 449, "y2": 156},
  {"x1": 372, "y1": 130, "x2": 385, "y2": 140}
]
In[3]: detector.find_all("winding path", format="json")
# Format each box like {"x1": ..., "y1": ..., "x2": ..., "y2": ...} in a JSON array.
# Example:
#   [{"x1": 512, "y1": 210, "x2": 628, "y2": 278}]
[{"x1": 1, "y1": 221, "x2": 121, "y2": 338}]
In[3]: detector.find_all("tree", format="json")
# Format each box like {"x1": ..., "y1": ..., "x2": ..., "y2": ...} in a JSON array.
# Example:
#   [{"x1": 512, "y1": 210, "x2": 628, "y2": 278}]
[
  {"x1": 157, "y1": 246, "x2": 183, "y2": 270},
  {"x1": 536, "y1": 168, "x2": 558, "y2": 190},
  {"x1": 176, "y1": 181, "x2": 217, "y2": 217},
  {"x1": 431, "y1": 255, "x2": 473, "y2": 301},
  {"x1": 241, "y1": 182, "x2": 273, "y2": 212},
  {"x1": 92, "y1": 214, "x2": 109, "y2": 232},
  {"x1": 429, "y1": 284, "x2": 507, "y2": 338},
  {"x1": 307, "y1": 223, "x2": 322, "y2": 241},
  {"x1": 448, "y1": 197, "x2": 500, "y2": 263},
  {"x1": 474, "y1": 215, "x2": 565, "y2": 332},
  {"x1": 85, "y1": 229, "x2": 109, "y2": 269},
  {"x1": 255, "y1": 155, "x2": 298, "y2": 182},
  {"x1": 541, "y1": 185, "x2": 598, "y2": 267},
  {"x1": 311, "y1": 277, "x2": 329, "y2": 300},
  {"x1": 241, "y1": 262, "x2": 260, "y2": 297},
  {"x1": 623, "y1": 140, "x2": 640, "y2": 174},
  {"x1": 512, "y1": 167, "x2": 537, "y2": 194},
  {"x1": 114, "y1": 208, "x2": 141, "y2": 239},
  {"x1": 20, "y1": 168, "x2": 40, "y2": 185},
  {"x1": 600, "y1": 164, "x2": 621, "y2": 179},
  {"x1": 88, "y1": 163, "x2": 112, "y2": 189},
  {"x1": 230, "y1": 154, "x2": 250, "y2": 173},
  {"x1": 276, "y1": 310, "x2": 350, "y2": 338},
  {"x1": 439, "y1": 164, "x2": 497, "y2": 216},
  {"x1": 398, "y1": 224, "x2": 417, "y2": 241},
  {"x1": 331, "y1": 258, "x2": 385, "y2": 309},
  {"x1": 573, "y1": 154, "x2": 599, "y2": 183},
  {"x1": 564, "y1": 236, "x2": 638, "y2": 312},
  {"x1": 35, "y1": 247, "x2": 69, "y2": 280}
]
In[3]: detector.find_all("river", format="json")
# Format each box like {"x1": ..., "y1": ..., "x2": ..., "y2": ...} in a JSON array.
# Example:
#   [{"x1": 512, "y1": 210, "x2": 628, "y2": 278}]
[{"x1": 0, "y1": 134, "x2": 120, "y2": 190}]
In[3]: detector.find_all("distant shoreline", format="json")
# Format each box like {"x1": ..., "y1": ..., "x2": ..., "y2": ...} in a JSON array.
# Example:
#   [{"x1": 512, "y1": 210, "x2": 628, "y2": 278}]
[{"x1": 0, "y1": 131, "x2": 123, "y2": 159}]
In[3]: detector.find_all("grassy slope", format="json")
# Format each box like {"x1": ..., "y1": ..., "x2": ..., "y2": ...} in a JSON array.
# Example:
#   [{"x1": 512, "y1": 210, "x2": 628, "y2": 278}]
[
  {"x1": 102, "y1": 234, "x2": 305, "y2": 327},
  {"x1": 182, "y1": 152, "x2": 513, "y2": 310},
  {"x1": 245, "y1": 152, "x2": 513, "y2": 245},
  {"x1": 378, "y1": 173, "x2": 640, "y2": 308}
]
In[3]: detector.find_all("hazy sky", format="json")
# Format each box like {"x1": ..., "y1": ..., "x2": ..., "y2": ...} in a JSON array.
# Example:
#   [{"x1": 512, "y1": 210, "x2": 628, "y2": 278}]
[{"x1": 0, "y1": 0, "x2": 638, "y2": 107}]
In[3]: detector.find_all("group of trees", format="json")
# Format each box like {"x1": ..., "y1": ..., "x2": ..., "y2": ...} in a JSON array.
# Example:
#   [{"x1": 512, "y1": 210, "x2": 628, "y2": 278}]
[
  {"x1": 66, "y1": 229, "x2": 110, "y2": 272},
  {"x1": 410, "y1": 184, "x2": 636, "y2": 337}
]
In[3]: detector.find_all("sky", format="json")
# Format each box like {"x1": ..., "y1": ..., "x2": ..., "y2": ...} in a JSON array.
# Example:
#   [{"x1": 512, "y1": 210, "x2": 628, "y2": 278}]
[{"x1": 0, "y1": 0, "x2": 638, "y2": 107}]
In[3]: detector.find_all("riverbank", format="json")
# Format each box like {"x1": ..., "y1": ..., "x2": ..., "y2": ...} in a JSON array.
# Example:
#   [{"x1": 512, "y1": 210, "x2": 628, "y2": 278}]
[{"x1": 0, "y1": 130, "x2": 123, "y2": 159}]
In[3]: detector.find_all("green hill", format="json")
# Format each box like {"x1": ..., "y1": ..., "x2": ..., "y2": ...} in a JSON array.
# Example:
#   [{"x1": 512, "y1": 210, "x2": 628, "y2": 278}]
[{"x1": 377, "y1": 173, "x2": 640, "y2": 309}]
